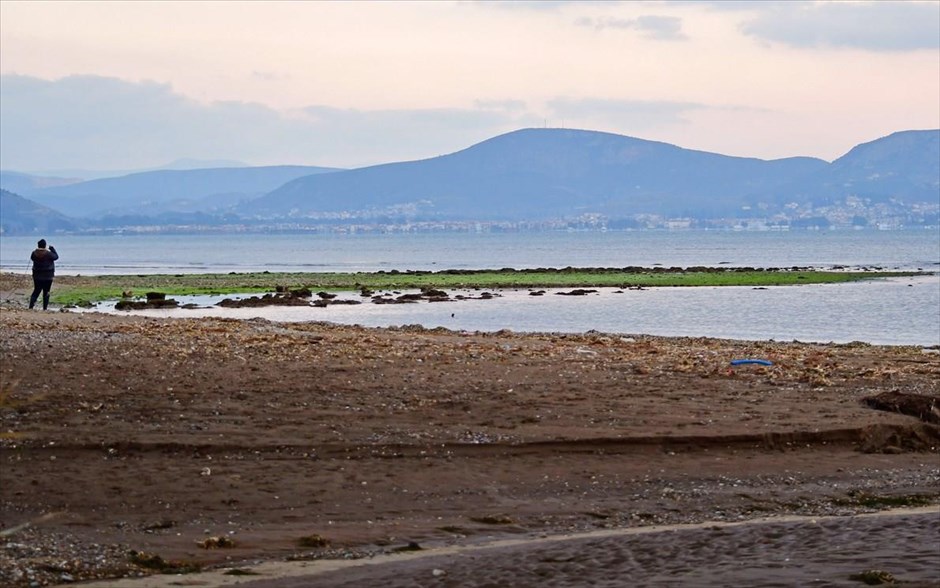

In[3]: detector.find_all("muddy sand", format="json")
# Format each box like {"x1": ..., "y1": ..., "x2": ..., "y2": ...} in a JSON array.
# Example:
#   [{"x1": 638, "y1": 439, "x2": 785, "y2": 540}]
[{"x1": 0, "y1": 294, "x2": 938, "y2": 586}]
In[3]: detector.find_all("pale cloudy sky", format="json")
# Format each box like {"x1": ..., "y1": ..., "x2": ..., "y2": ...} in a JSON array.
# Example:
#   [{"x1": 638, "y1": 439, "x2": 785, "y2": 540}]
[{"x1": 1, "y1": 0, "x2": 938, "y2": 173}]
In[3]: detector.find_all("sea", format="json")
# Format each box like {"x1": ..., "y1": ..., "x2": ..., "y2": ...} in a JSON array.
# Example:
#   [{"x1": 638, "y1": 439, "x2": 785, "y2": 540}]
[{"x1": 2, "y1": 230, "x2": 939, "y2": 346}]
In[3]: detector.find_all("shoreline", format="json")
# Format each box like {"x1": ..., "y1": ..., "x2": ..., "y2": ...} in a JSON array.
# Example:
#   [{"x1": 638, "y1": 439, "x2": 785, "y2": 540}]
[
  {"x1": 2, "y1": 267, "x2": 932, "y2": 308},
  {"x1": 4, "y1": 271, "x2": 939, "y2": 348}
]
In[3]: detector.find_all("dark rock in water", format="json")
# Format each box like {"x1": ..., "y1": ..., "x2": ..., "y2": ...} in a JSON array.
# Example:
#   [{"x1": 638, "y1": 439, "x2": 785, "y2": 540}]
[
  {"x1": 556, "y1": 289, "x2": 598, "y2": 296},
  {"x1": 317, "y1": 291, "x2": 337, "y2": 300},
  {"x1": 313, "y1": 299, "x2": 362, "y2": 307},
  {"x1": 115, "y1": 298, "x2": 179, "y2": 311},
  {"x1": 395, "y1": 293, "x2": 424, "y2": 303},
  {"x1": 217, "y1": 293, "x2": 310, "y2": 308},
  {"x1": 529, "y1": 290, "x2": 546, "y2": 296}
]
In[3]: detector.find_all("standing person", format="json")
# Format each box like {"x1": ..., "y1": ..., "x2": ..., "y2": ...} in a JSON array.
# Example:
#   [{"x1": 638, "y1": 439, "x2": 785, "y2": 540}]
[{"x1": 29, "y1": 239, "x2": 59, "y2": 310}]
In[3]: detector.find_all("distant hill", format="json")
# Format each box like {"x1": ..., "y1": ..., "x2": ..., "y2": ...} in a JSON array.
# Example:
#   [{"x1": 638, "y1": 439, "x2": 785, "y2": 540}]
[
  {"x1": 244, "y1": 129, "x2": 834, "y2": 220},
  {"x1": 21, "y1": 158, "x2": 250, "y2": 182},
  {"x1": 8, "y1": 128, "x2": 937, "y2": 228},
  {"x1": 806, "y1": 130, "x2": 939, "y2": 203},
  {"x1": 25, "y1": 165, "x2": 342, "y2": 218},
  {"x1": 0, "y1": 171, "x2": 83, "y2": 194},
  {"x1": 0, "y1": 189, "x2": 80, "y2": 235}
]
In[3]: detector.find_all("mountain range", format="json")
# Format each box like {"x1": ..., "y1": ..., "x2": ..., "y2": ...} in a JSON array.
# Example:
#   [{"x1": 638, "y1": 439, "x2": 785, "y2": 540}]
[
  {"x1": 1, "y1": 127, "x2": 937, "y2": 234},
  {"x1": 11, "y1": 165, "x2": 340, "y2": 218}
]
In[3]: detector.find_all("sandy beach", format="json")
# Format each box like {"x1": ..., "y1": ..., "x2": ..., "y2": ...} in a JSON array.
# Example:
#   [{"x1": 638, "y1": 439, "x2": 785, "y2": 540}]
[{"x1": 1, "y1": 279, "x2": 938, "y2": 586}]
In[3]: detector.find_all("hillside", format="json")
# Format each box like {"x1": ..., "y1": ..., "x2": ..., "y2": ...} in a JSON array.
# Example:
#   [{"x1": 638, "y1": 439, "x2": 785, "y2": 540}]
[
  {"x1": 240, "y1": 129, "x2": 940, "y2": 219},
  {"x1": 0, "y1": 171, "x2": 82, "y2": 194},
  {"x1": 24, "y1": 165, "x2": 341, "y2": 218},
  {"x1": 0, "y1": 189, "x2": 80, "y2": 235},
  {"x1": 822, "y1": 130, "x2": 939, "y2": 202},
  {"x1": 244, "y1": 129, "x2": 832, "y2": 220}
]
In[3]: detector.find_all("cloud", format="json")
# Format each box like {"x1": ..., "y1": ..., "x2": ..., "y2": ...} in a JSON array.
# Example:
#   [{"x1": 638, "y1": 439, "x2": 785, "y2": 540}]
[
  {"x1": 547, "y1": 97, "x2": 706, "y2": 130},
  {"x1": 0, "y1": 75, "x2": 534, "y2": 171},
  {"x1": 738, "y1": 1, "x2": 940, "y2": 51},
  {"x1": 575, "y1": 15, "x2": 687, "y2": 40}
]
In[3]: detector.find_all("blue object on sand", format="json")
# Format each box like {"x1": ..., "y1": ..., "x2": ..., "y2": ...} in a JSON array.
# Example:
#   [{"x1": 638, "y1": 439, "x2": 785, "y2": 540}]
[{"x1": 730, "y1": 359, "x2": 773, "y2": 366}]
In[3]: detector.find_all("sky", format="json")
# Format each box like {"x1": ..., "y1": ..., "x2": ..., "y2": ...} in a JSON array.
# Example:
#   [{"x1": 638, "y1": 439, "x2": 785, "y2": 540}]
[{"x1": 1, "y1": 0, "x2": 938, "y2": 174}]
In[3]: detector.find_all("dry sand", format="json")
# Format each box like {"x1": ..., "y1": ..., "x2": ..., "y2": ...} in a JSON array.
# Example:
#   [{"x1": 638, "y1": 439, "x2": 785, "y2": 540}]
[{"x1": 1, "y1": 280, "x2": 938, "y2": 586}]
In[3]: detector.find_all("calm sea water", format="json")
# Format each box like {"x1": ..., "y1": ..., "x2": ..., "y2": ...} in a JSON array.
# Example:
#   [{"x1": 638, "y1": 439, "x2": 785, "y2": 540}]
[
  {"x1": 1, "y1": 230, "x2": 938, "y2": 274},
  {"x1": 3, "y1": 230, "x2": 939, "y2": 345}
]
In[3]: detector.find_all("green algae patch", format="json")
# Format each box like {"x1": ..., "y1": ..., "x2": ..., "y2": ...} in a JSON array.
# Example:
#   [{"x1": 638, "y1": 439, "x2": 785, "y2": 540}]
[{"x1": 48, "y1": 267, "x2": 926, "y2": 306}]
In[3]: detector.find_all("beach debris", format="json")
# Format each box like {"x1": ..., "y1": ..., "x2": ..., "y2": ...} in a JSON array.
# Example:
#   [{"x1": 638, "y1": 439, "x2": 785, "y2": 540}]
[
  {"x1": 297, "y1": 534, "x2": 331, "y2": 548},
  {"x1": 470, "y1": 514, "x2": 514, "y2": 525},
  {"x1": 141, "y1": 519, "x2": 176, "y2": 532},
  {"x1": 200, "y1": 467, "x2": 212, "y2": 476},
  {"x1": 224, "y1": 569, "x2": 261, "y2": 576},
  {"x1": 730, "y1": 359, "x2": 773, "y2": 366},
  {"x1": 198, "y1": 536, "x2": 236, "y2": 549},
  {"x1": 128, "y1": 550, "x2": 202, "y2": 573},
  {"x1": 848, "y1": 569, "x2": 895, "y2": 585},
  {"x1": 432, "y1": 568, "x2": 447, "y2": 577}
]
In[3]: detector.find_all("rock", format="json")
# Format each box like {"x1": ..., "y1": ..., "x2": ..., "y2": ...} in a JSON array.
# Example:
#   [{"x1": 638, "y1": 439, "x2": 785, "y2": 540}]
[
  {"x1": 115, "y1": 298, "x2": 179, "y2": 311},
  {"x1": 556, "y1": 289, "x2": 598, "y2": 296},
  {"x1": 862, "y1": 391, "x2": 940, "y2": 424}
]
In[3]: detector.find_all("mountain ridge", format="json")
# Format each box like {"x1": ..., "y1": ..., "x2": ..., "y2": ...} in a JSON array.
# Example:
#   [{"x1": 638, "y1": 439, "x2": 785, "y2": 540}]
[
  {"x1": 246, "y1": 128, "x2": 834, "y2": 220},
  {"x1": 1, "y1": 127, "x2": 936, "y2": 233},
  {"x1": 245, "y1": 127, "x2": 937, "y2": 221},
  {"x1": 15, "y1": 165, "x2": 341, "y2": 218}
]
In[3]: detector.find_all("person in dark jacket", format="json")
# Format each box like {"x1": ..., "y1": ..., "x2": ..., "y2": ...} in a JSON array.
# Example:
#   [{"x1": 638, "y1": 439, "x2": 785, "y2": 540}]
[{"x1": 29, "y1": 239, "x2": 59, "y2": 310}]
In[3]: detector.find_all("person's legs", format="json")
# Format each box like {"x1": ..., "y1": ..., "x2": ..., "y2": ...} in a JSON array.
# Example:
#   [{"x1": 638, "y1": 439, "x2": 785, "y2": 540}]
[
  {"x1": 30, "y1": 279, "x2": 52, "y2": 310},
  {"x1": 28, "y1": 280, "x2": 42, "y2": 309},
  {"x1": 41, "y1": 280, "x2": 52, "y2": 310}
]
